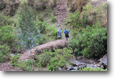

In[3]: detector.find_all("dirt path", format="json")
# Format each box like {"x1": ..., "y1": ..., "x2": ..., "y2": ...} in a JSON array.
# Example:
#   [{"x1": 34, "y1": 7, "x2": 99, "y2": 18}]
[
  {"x1": 55, "y1": 0, "x2": 68, "y2": 39},
  {"x1": 0, "y1": 62, "x2": 21, "y2": 71},
  {"x1": 56, "y1": 0, "x2": 67, "y2": 27},
  {"x1": 20, "y1": 39, "x2": 67, "y2": 61}
]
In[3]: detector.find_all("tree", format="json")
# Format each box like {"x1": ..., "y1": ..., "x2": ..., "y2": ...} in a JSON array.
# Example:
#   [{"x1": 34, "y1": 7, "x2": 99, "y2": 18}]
[{"x1": 17, "y1": 4, "x2": 42, "y2": 51}]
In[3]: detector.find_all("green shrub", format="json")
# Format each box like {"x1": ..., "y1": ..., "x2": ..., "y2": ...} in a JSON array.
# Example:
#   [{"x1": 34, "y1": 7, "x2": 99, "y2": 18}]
[
  {"x1": 46, "y1": 26, "x2": 57, "y2": 40},
  {"x1": 0, "y1": 15, "x2": 14, "y2": 26},
  {"x1": 38, "y1": 14, "x2": 44, "y2": 21},
  {"x1": 51, "y1": 14, "x2": 57, "y2": 22},
  {"x1": 67, "y1": 11, "x2": 87, "y2": 28},
  {"x1": 36, "y1": 48, "x2": 74, "y2": 71},
  {"x1": 0, "y1": 44, "x2": 10, "y2": 63},
  {"x1": 36, "y1": 52, "x2": 51, "y2": 67},
  {"x1": 10, "y1": 54, "x2": 19, "y2": 67},
  {"x1": 36, "y1": 19, "x2": 47, "y2": 33},
  {"x1": 69, "y1": 26, "x2": 107, "y2": 58},
  {"x1": 0, "y1": 25, "x2": 15, "y2": 46},
  {"x1": 19, "y1": 59, "x2": 36, "y2": 71},
  {"x1": 78, "y1": 67, "x2": 107, "y2": 71},
  {"x1": 38, "y1": 35, "x2": 50, "y2": 44}
]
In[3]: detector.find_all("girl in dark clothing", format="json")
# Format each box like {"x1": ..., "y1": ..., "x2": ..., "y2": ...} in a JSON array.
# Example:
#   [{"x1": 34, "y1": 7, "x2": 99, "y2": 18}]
[
  {"x1": 65, "y1": 34, "x2": 69, "y2": 40},
  {"x1": 64, "y1": 28, "x2": 69, "y2": 40}
]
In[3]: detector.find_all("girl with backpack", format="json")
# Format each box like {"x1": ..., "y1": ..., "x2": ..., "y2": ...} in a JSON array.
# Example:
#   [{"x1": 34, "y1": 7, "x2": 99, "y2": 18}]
[{"x1": 64, "y1": 28, "x2": 69, "y2": 40}]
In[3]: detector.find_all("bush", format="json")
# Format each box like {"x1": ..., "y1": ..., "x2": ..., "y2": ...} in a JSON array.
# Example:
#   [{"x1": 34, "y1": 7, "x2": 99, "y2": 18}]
[
  {"x1": 10, "y1": 55, "x2": 37, "y2": 71},
  {"x1": 19, "y1": 59, "x2": 36, "y2": 71},
  {"x1": 0, "y1": 44, "x2": 10, "y2": 63},
  {"x1": 51, "y1": 14, "x2": 57, "y2": 22},
  {"x1": 10, "y1": 54, "x2": 19, "y2": 67},
  {"x1": 36, "y1": 48, "x2": 74, "y2": 71},
  {"x1": 0, "y1": 25, "x2": 15, "y2": 46},
  {"x1": 46, "y1": 26, "x2": 57, "y2": 40},
  {"x1": 0, "y1": 15, "x2": 14, "y2": 26},
  {"x1": 69, "y1": 25, "x2": 107, "y2": 58},
  {"x1": 36, "y1": 19, "x2": 47, "y2": 34},
  {"x1": 78, "y1": 67, "x2": 107, "y2": 71},
  {"x1": 67, "y1": 11, "x2": 87, "y2": 28},
  {"x1": 38, "y1": 14, "x2": 44, "y2": 21}
]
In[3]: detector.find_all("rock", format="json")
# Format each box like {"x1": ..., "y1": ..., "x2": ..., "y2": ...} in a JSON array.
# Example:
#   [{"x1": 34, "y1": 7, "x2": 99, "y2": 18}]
[
  {"x1": 77, "y1": 56, "x2": 82, "y2": 60},
  {"x1": 58, "y1": 67, "x2": 62, "y2": 71},
  {"x1": 56, "y1": 6, "x2": 60, "y2": 11},
  {"x1": 89, "y1": 60, "x2": 96, "y2": 64},
  {"x1": 101, "y1": 65, "x2": 104, "y2": 69},
  {"x1": 25, "y1": 59, "x2": 30, "y2": 62},
  {"x1": 61, "y1": 19, "x2": 63, "y2": 21},
  {"x1": 72, "y1": 63, "x2": 77, "y2": 66},
  {"x1": 71, "y1": 70, "x2": 76, "y2": 71},
  {"x1": 99, "y1": 54, "x2": 107, "y2": 69},
  {"x1": 101, "y1": 54, "x2": 107, "y2": 66},
  {"x1": 70, "y1": 67, "x2": 75, "y2": 70},
  {"x1": 10, "y1": 54, "x2": 15, "y2": 57},
  {"x1": 78, "y1": 64, "x2": 87, "y2": 69},
  {"x1": 57, "y1": 13, "x2": 60, "y2": 15},
  {"x1": 87, "y1": 64, "x2": 98, "y2": 69},
  {"x1": 56, "y1": 23, "x2": 58, "y2": 25},
  {"x1": 66, "y1": 65, "x2": 72, "y2": 70},
  {"x1": 73, "y1": 67, "x2": 78, "y2": 70}
]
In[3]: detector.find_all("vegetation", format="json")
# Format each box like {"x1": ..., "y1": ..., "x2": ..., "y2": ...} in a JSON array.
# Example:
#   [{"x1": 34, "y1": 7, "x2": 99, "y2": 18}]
[
  {"x1": 17, "y1": 4, "x2": 42, "y2": 50},
  {"x1": 0, "y1": 15, "x2": 14, "y2": 26},
  {"x1": 78, "y1": 67, "x2": 107, "y2": 71},
  {"x1": 69, "y1": 24, "x2": 107, "y2": 58},
  {"x1": 36, "y1": 48, "x2": 74, "y2": 71},
  {"x1": 0, "y1": 44, "x2": 10, "y2": 63},
  {"x1": 0, "y1": 0, "x2": 107, "y2": 71},
  {"x1": 67, "y1": 3, "x2": 107, "y2": 58},
  {"x1": 10, "y1": 54, "x2": 20, "y2": 67},
  {"x1": 9, "y1": 48, "x2": 74, "y2": 71}
]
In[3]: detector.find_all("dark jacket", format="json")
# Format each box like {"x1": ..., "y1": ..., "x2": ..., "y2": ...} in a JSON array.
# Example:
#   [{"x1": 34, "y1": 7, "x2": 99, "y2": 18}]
[{"x1": 57, "y1": 32, "x2": 61, "y2": 39}]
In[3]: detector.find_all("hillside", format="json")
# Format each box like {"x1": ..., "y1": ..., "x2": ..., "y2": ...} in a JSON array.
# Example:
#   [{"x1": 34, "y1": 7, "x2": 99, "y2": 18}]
[{"x1": 0, "y1": 0, "x2": 107, "y2": 71}]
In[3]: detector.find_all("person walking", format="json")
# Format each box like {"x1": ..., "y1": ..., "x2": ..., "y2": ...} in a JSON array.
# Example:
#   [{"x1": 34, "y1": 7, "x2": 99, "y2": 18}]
[
  {"x1": 64, "y1": 28, "x2": 69, "y2": 40},
  {"x1": 57, "y1": 28, "x2": 62, "y2": 39}
]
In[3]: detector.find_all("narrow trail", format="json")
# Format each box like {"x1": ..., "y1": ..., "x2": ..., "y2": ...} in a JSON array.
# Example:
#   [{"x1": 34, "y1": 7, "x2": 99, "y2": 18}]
[
  {"x1": 56, "y1": 0, "x2": 67, "y2": 27},
  {"x1": 20, "y1": 39, "x2": 67, "y2": 61},
  {"x1": 0, "y1": 62, "x2": 21, "y2": 71},
  {"x1": 55, "y1": 0, "x2": 68, "y2": 39}
]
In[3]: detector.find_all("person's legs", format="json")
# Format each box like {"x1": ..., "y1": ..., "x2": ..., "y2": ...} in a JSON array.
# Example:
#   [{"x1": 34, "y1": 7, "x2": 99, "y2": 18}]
[
  {"x1": 66, "y1": 34, "x2": 69, "y2": 40},
  {"x1": 67, "y1": 37, "x2": 68, "y2": 39}
]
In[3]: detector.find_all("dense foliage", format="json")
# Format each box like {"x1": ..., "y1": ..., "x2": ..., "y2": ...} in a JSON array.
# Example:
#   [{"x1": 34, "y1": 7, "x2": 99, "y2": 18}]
[
  {"x1": 0, "y1": 15, "x2": 14, "y2": 26},
  {"x1": 17, "y1": 4, "x2": 42, "y2": 50},
  {"x1": 69, "y1": 25, "x2": 107, "y2": 58},
  {"x1": 0, "y1": 44, "x2": 10, "y2": 63},
  {"x1": 36, "y1": 48, "x2": 74, "y2": 71},
  {"x1": 0, "y1": 25, "x2": 17, "y2": 63}
]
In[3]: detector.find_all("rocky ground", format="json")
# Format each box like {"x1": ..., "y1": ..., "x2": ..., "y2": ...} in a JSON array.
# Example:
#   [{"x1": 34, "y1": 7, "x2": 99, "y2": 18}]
[{"x1": 58, "y1": 54, "x2": 107, "y2": 71}]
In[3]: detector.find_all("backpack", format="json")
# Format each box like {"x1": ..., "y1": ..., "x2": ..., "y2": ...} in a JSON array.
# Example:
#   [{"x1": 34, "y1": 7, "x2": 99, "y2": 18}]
[
  {"x1": 65, "y1": 30, "x2": 68, "y2": 35},
  {"x1": 57, "y1": 32, "x2": 61, "y2": 37}
]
